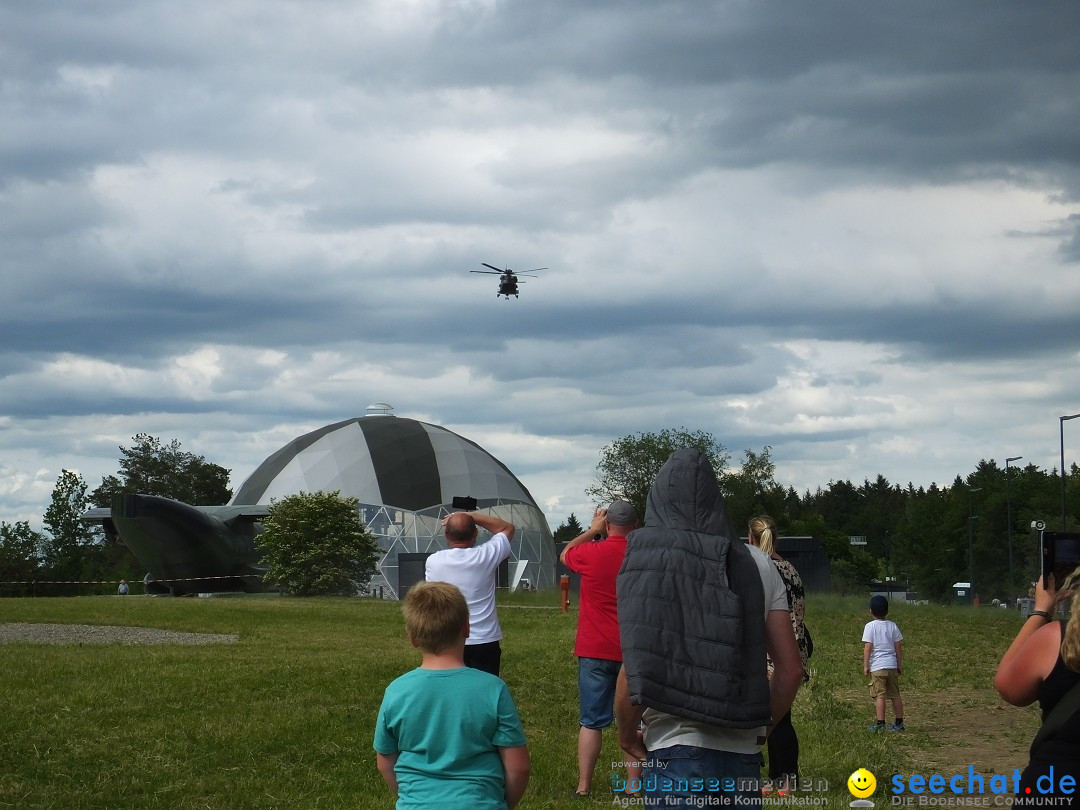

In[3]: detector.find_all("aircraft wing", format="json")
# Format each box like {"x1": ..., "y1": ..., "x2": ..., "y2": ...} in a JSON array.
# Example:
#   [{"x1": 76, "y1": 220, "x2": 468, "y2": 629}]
[{"x1": 80, "y1": 496, "x2": 274, "y2": 594}]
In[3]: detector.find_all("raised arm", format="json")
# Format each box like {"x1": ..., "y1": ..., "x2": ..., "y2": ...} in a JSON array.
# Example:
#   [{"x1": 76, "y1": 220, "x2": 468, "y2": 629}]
[
  {"x1": 994, "y1": 574, "x2": 1063, "y2": 706},
  {"x1": 472, "y1": 512, "x2": 515, "y2": 541},
  {"x1": 559, "y1": 508, "x2": 606, "y2": 567}
]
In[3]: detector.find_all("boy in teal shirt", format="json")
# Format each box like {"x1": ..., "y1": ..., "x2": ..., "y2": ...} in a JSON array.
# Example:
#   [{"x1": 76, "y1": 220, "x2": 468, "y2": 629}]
[{"x1": 374, "y1": 581, "x2": 530, "y2": 808}]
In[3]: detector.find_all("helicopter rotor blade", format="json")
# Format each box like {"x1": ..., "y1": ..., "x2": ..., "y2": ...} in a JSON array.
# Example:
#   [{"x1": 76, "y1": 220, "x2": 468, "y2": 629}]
[
  {"x1": 481, "y1": 263, "x2": 502, "y2": 272},
  {"x1": 470, "y1": 270, "x2": 500, "y2": 274}
]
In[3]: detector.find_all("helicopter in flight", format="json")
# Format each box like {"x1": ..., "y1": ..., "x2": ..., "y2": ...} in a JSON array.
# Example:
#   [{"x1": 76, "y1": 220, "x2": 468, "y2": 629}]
[{"x1": 471, "y1": 263, "x2": 546, "y2": 298}]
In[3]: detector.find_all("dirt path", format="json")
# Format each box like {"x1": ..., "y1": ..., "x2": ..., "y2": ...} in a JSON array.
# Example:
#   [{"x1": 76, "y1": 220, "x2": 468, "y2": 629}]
[
  {"x1": 838, "y1": 684, "x2": 1040, "y2": 778},
  {"x1": 912, "y1": 686, "x2": 1039, "y2": 778}
]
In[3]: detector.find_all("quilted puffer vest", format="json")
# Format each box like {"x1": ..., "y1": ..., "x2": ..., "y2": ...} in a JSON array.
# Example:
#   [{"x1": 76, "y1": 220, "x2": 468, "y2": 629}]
[{"x1": 617, "y1": 448, "x2": 771, "y2": 728}]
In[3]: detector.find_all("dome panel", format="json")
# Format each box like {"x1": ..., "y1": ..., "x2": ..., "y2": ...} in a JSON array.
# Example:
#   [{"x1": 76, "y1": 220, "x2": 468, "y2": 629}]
[
  {"x1": 255, "y1": 462, "x2": 310, "y2": 503},
  {"x1": 424, "y1": 425, "x2": 533, "y2": 505},
  {"x1": 358, "y1": 416, "x2": 441, "y2": 510},
  {"x1": 233, "y1": 415, "x2": 539, "y2": 512},
  {"x1": 297, "y1": 446, "x2": 345, "y2": 489}
]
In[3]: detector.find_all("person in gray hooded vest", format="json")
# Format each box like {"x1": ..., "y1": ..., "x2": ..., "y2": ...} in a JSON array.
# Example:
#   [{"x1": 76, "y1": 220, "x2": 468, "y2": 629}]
[{"x1": 614, "y1": 448, "x2": 802, "y2": 806}]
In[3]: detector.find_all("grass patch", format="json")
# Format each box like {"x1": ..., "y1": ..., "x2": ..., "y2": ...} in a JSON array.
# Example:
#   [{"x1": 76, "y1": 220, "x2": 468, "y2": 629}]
[{"x1": 0, "y1": 593, "x2": 1037, "y2": 808}]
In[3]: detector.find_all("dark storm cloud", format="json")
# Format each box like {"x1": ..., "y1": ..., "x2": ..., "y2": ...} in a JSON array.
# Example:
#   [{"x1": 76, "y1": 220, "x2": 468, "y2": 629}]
[
  {"x1": 0, "y1": 265, "x2": 356, "y2": 359},
  {"x1": 396, "y1": 2, "x2": 1080, "y2": 187}
]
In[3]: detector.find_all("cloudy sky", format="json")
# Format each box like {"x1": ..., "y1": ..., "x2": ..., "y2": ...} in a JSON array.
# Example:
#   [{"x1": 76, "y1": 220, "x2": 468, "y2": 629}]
[{"x1": 2, "y1": 0, "x2": 1079, "y2": 532}]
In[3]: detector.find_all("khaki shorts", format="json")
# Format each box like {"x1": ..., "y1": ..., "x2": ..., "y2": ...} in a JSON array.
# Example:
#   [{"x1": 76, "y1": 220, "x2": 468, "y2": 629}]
[{"x1": 869, "y1": 669, "x2": 901, "y2": 700}]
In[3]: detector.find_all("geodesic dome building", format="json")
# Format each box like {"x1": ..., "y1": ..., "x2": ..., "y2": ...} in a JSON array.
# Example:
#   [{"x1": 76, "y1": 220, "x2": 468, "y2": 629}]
[{"x1": 231, "y1": 405, "x2": 556, "y2": 597}]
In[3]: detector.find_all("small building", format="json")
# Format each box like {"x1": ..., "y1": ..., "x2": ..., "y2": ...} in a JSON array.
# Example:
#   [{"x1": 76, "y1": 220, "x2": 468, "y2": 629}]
[
  {"x1": 952, "y1": 581, "x2": 974, "y2": 606},
  {"x1": 776, "y1": 536, "x2": 831, "y2": 593},
  {"x1": 870, "y1": 579, "x2": 913, "y2": 603}
]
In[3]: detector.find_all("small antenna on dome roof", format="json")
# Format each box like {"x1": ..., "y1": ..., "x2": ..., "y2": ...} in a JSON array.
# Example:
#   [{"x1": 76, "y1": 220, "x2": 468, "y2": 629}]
[{"x1": 364, "y1": 402, "x2": 394, "y2": 417}]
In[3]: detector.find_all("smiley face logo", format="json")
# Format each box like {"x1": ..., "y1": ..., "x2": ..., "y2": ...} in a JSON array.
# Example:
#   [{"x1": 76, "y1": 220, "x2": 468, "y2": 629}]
[{"x1": 847, "y1": 768, "x2": 877, "y2": 798}]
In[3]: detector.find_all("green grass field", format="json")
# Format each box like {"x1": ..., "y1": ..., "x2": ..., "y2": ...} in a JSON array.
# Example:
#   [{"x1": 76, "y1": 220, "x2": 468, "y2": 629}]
[{"x1": 0, "y1": 591, "x2": 1038, "y2": 809}]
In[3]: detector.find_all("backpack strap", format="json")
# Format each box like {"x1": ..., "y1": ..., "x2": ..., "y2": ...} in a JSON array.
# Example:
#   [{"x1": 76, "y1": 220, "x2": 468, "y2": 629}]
[
  {"x1": 1029, "y1": 623, "x2": 1080, "y2": 757},
  {"x1": 1030, "y1": 681, "x2": 1080, "y2": 756}
]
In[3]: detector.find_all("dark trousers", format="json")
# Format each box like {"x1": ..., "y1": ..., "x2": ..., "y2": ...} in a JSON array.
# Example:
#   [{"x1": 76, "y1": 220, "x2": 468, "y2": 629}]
[
  {"x1": 767, "y1": 711, "x2": 799, "y2": 780},
  {"x1": 464, "y1": 641, "x2": 502, "y2": 676}
]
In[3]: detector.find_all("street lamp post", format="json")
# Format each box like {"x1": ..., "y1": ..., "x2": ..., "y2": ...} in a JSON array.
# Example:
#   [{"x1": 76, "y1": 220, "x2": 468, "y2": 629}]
[
  {"x1": 1005, "y1": 456, "x2": 1022, "y2": 605},
  {"x1": 1061, "y1": 414, "x2": 1080, "y2": 531},
  {"x1": 968, "y1": 486, "x2": 981, "y2": 597}
]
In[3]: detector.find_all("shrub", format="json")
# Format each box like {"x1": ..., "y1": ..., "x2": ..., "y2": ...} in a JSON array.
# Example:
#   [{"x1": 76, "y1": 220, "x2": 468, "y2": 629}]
[{"x1": 257, "y1": 491, "x2": 380, "y2": 596}]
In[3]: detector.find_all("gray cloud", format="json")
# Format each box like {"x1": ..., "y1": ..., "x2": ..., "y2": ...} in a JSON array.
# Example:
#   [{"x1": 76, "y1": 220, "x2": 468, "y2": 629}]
[{"x1": 1, "y1": 0, "x2": 1078, "y2": 530}]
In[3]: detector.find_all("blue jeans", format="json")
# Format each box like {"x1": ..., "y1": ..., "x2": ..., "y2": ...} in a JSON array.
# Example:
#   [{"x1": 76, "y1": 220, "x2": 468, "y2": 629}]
[
  {"x1": 577, "y1": 657, "x2": 621, "y2": 728},
  {"x1": 641, "y1": 745, "x2": 762, "y2": 806}
]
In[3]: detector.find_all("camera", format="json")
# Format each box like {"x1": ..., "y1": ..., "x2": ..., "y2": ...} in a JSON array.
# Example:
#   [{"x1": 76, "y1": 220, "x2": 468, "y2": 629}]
[
  {"x1": 1041, "y1": 530, "x2": 1080, "y2": 587},
  {"x1": 1031, "y1": 520, "x2": 1046, "y2": 531}
]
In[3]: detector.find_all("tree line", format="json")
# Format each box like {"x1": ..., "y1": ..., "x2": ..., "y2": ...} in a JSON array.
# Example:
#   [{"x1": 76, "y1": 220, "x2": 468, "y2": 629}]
[
  {"x1": 3, "y1": 428, "x2": 1078, "y2": 602},
  {"x1": 559, "y1": 428, "x2": 1080, "y2": 604}
]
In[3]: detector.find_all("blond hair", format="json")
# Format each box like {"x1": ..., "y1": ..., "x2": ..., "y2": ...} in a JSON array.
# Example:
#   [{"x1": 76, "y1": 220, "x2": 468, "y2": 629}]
[
  {"x1": 403, "y1": 581, "x2": 469, "y2": 654},
  {"x1": 748, "y1": 515, "x2": 778, "y2": 557},
  {"x1": 1060, "y1": 565, "x2": 1080, "y2": 673}
]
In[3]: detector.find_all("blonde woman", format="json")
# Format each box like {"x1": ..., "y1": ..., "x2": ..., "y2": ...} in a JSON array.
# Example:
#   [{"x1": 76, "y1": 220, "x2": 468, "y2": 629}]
[
  {"x1": 748, "y1": 516, "x2": 810, "y2": 789},
  {"x1": 994, "y1": 566, "x2": 1080, "y2": 800}
]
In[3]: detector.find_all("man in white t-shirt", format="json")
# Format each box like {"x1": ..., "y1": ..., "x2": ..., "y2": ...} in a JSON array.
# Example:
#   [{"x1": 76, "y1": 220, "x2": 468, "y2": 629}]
[{"x1": 425, "y1": 511, "x2": 515, "y2": 676}]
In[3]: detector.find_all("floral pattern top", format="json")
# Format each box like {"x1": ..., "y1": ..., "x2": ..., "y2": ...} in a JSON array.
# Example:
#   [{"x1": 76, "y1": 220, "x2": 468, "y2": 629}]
[{"x1": 767, "y1": 556, "x2": 810, "y2": 682}]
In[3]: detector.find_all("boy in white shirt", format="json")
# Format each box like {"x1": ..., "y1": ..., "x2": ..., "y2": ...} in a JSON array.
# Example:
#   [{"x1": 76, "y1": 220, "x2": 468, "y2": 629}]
[{"x1": 862, "y1": 595, "x2": 905, "y2": 731}]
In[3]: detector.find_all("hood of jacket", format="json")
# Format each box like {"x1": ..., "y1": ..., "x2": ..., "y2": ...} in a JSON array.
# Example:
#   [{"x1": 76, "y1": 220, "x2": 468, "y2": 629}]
[
  {"x1": 644, "y1": 447, "x2": 730, "y2": 535},
  {"x1": 617, "y1": 448, "x2": 771, "y2": 729}
]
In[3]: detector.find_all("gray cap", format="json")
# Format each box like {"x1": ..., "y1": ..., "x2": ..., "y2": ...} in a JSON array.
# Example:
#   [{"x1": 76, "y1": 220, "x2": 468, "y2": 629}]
[{"x1": 605, "y1": 500, "x2": 636, "y2": 526}]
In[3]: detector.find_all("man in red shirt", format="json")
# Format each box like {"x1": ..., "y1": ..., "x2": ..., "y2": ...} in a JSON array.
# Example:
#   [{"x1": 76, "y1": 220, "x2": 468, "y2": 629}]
[{"x1": 560, "y1": 501, "x2": 641, "y2": 798}]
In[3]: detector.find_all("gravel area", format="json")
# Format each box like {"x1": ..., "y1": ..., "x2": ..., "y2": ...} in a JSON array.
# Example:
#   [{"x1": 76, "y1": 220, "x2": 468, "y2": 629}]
[{"x1": 0, "y1": 623, "x2": 238, "y2": 645}]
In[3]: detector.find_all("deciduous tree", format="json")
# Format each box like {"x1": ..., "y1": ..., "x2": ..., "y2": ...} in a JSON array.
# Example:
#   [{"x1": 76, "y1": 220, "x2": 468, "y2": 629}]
[
  {"x1": 721, "y1": 446, "x2": 788, "y2": 529},
  {"x1": 41, "y1": 470, "x2": 96, "y2": 580},
  {"x1": 0, "y1": 520, "x2": 44, "y2": 595},
  {"x1": 586, "y1": 428, "x2": 729, "y2": 524},
  {"x1": 91, "y1": 433, "x2": 232, "y2": 507},
  {"x1": 257, "y1": 491, "x2": 380, "y2": 596}
]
